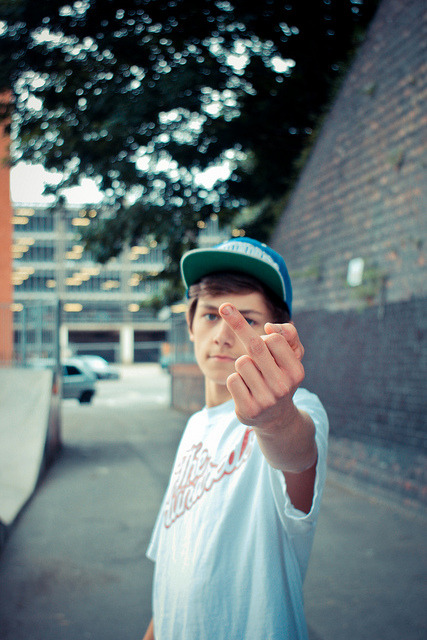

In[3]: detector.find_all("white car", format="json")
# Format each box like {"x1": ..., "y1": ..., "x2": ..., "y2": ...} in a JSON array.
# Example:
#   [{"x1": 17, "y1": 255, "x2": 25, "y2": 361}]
[
  {"x1": 62, "y1": 357, "x2": 97, "y2": 403},
  {"x1": 29, "y1": 357, "x2": 97, "y2": 404},
  {"x1": 78, "y1": 355, "x2": 120, "y2": 380}
]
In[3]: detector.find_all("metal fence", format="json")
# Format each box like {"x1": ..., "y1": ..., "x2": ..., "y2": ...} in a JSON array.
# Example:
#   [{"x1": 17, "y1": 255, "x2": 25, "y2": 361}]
[
  {"x1": 1, "y1": 300, "x2": 178, "y2": 366},
  {"x1": 0, "y1": 301, "x2": 60, "y2": 367},
  {"x1": 62, "y1": 306, "x2": 160, "y2": 324},
  {"x1": 68, "y1": 340, "x2": 163, "y2": 363},
  {"x1": 169, "y1": 313, "x2": 195, "y2": 364}
]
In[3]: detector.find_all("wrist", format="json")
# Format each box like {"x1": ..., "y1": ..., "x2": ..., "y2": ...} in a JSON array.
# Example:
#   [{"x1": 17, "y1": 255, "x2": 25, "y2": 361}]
[
  {"x1": 253, "y1": 406, "x2": 317, "y2": 473},
  {"x1": 253, "y1": 400, "x2": 299, "y2": 436}
]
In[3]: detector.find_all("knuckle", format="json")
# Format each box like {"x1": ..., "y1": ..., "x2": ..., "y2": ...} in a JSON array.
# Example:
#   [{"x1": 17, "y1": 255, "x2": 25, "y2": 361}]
[
  {"x1": 226, "y1": 372, "x2": 240, "y2": 389},
  {"x1": 234, "y1": 355, "x2": 252, "y2": 372},
  {"x1": 295, "y1": 361, "x2": 305, "y2": 383},
  {"x1": 247, "y1": 336, "x2": 265, "y2": 357},
  {"x1": 245, "y1": 401, "x2": 263, "y2": 420},
  {"x1": 273, "y1": 380, "x2": 291, "y2": 398},
  {"x1": 260, "y1": 395, "x2": 275, "y2": 412},
  {"x1": 265, "y1": 333, "x2": 283, "y2": 349},
  {"x1": 232, "y1": 315, "x2": 247, "y2": 332}
]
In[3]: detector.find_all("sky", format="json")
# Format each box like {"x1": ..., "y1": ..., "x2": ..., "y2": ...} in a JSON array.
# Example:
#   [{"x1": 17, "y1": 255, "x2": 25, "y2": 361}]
[
  {"x1": 10, "y1": 159, "x2": 230, "y2": 206},
  {"x1": 10, "y1": 161, "x2": 104, "y2": 205}
]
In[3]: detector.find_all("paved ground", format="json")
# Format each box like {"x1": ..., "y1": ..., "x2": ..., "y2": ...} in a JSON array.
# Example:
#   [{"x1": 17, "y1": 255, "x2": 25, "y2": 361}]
[
  {"x1": 0, "y1": 365, "x2": 426, "y2": 640},
  {"x1": 304, "y1": 472, "x2": 426, "y2": 640}
]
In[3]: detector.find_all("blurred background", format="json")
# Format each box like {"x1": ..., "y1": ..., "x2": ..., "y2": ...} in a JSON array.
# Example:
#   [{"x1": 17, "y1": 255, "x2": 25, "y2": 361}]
[{"x1": 0, "y1": 0, "x2": 425, "y2": 638}]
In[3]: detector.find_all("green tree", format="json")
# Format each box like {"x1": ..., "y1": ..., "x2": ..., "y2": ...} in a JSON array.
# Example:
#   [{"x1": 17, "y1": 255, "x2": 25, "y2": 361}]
[{"x1": 0, "y1": 0, "x2": 378, "y2": 292}]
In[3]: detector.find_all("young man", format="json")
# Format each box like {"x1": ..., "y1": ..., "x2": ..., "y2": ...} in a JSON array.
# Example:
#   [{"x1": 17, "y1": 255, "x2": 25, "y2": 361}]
[{"x1": 143, "y1": 237, "x2": 328, "y2": 640}]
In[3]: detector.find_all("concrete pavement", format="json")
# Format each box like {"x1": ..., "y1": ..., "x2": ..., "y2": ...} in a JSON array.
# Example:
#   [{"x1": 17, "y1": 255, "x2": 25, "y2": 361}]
[
  {"x1": 304, "y1": 470, "x2": 426, "y2": 640},
  {"x1": 0, "y1": 365, "x2": 425, "y2": 640}
]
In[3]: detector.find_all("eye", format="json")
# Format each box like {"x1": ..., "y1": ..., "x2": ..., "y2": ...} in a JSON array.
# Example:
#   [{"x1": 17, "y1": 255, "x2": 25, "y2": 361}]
[
  {"x1": 244, "y1": 317, "x2": 257, "y2": 327},
  {"x1": 204, "y1": 313, "x2": 218, "y2": 322}
]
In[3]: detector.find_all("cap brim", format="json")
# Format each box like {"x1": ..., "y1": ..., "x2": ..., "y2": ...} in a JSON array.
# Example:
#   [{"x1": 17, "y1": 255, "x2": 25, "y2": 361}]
[{"x1": 180, "y1": 248, "x2": 286, "y2": 302}]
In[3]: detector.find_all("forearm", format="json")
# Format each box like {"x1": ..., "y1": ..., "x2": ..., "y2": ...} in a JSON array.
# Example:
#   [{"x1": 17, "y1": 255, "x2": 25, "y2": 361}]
[
  {"x1": 142, "y1": 618, "x2": 155, "y2": 640},
  {"x1": 253, "y1": 407, "x2": 317, "y2": 474}
]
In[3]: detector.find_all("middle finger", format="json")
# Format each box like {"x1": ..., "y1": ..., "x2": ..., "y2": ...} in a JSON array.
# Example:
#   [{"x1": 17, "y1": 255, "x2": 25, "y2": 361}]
[{"x1": 219, "y1": 303, "x2": 273, "y2": 370}]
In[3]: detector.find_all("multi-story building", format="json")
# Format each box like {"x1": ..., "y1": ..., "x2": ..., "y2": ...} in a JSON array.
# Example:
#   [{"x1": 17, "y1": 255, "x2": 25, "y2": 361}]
[
  {"x1": 11, "y1": 203, "x2": 230, "y2": 364},
  {"x1": 11, "y1": 203, "x2": 170, "y2": 363}
]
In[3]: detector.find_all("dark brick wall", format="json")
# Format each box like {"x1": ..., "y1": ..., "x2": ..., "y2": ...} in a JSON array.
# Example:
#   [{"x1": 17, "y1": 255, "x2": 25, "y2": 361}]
[
  {"x1": 272, "y1": 0, "x2": 426, "y2": 451},
  {"x1": 295, "y1": 297, "x2": 426, "y2": 449},
  {"x1": 273, "y1": 0, "x2": 425, "y2": 313}
]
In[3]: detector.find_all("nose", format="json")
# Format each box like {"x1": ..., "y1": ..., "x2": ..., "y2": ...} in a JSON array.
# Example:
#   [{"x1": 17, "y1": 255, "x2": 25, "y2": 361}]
[{"x1": 213, "y1": 318, "x2": 235, "y2": 347}]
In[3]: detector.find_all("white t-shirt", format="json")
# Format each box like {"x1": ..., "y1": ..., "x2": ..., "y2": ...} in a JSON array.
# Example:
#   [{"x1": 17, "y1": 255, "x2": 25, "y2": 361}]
[{"x1": 147, "y1": 388, "x2": 328, "y2": 640}]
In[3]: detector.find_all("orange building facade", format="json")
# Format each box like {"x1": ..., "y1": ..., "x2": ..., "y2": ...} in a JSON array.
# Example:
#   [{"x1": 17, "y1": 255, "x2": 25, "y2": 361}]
[{"x1": 0, "y1": 92, "x2": 13, "y2": 363}]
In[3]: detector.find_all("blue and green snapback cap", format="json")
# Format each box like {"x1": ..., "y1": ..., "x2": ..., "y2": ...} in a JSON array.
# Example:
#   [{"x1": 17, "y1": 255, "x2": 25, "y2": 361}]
[{"x1": 180, "y1": 237, "x2": 293, "y2": 317}]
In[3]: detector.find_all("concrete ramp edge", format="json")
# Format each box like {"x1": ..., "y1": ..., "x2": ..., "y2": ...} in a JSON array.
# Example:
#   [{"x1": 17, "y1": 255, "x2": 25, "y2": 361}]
[{"x1": 0, "y1": 368, "x2": 57, "y2": 531}]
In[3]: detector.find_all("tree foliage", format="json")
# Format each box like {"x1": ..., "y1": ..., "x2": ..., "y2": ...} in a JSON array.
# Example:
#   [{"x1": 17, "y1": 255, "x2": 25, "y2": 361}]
[{"x1": 0, "y1": 0, "x2": 379, "y2": 288}]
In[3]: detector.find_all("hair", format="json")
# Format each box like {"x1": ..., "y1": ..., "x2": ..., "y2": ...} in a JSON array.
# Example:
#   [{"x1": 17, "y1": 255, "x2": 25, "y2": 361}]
[{"x1": 187, "y1": 271, "x2": 291, "y2": 329}]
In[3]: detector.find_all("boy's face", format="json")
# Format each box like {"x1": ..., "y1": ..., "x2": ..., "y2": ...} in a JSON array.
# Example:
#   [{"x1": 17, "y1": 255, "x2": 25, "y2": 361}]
[{"x1": 187, "y1": 290, "x2": 272, "y2": 406}]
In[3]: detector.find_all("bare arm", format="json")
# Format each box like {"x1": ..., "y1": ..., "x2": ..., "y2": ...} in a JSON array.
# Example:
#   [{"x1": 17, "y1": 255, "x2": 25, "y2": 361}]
[{"x1": 142, "y1": 618, "x2": 154, "y2": 640}]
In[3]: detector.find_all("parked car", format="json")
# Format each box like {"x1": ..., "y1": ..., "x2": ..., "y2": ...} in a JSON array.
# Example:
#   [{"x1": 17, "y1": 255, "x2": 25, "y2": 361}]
[
  {"x1": 62, "y1": 357, "x2": 97, "y2": 403},
  {"x1": 78, "y1": 355, "x2": 120, "y2": 380},
  {"x1": 28, "y1": 357, "x2": 97, "y2": 404}
]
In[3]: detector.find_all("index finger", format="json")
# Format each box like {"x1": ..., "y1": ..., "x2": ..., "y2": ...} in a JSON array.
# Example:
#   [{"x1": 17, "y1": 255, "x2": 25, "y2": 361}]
[{"x1": 219, "y1": 303, "x2": 272, "y2": 365}]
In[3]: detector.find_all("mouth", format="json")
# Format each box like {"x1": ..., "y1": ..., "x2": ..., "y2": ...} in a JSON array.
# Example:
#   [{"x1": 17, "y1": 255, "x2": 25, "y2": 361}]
[{"x1": 209, "y1": 354, "x2": 235, "y2": 362}]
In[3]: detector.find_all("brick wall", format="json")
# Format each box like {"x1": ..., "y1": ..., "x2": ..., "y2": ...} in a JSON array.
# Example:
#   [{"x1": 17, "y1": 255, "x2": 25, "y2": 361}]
[
  {"x1": 272, "y1": 0, "x2": 426, "y2": 450},
  {"x1": 296, "y1": 298, "x2": 426, "y2": 449}
]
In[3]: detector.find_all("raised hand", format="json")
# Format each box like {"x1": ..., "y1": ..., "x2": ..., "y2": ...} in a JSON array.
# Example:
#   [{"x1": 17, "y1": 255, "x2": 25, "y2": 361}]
[
  {"x1": 219, "y1": 303, "x2": 305, "y2": 432},
  {"x1": 218, "y1": 302, "x2": 317, "y2": 487}
]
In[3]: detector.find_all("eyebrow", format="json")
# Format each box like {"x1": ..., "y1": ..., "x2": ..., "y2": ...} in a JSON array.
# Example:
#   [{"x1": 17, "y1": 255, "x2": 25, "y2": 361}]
[{"x1": 199, "y1": 303, "x2": 264, "y2": 316}]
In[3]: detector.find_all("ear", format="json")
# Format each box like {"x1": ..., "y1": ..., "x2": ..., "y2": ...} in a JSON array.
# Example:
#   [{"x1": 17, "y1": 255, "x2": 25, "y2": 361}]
[{"x1": 186, "y1": 309, "x2": 195, "y2": 342}]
